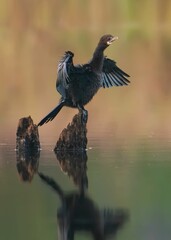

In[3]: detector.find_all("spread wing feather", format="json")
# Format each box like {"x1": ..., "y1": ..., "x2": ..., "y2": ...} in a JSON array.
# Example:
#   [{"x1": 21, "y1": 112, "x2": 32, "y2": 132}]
[
  {"x1": 56, "y1": 52, "x2": 91, "y2": 96},
  {"x1": 56, "y1": 51, "x2": 74, "y2": 96},
  {"x1": 101, "y1": 57, "x2": 130, "y2": 88}
]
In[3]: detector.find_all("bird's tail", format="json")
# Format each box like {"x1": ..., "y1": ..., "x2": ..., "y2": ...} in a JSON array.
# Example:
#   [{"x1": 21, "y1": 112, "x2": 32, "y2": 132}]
[
  {"x1": 38, "y1": 100, "x2": 65, "y2": 126},
  {"x1": 38, "y1": 172, "x2": 65, "y2": 202}
]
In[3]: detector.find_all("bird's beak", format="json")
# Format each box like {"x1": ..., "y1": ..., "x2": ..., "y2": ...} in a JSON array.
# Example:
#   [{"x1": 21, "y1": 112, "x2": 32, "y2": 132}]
[{"x1": 107, "y1": 36, "x2": 118, "y2": 45}]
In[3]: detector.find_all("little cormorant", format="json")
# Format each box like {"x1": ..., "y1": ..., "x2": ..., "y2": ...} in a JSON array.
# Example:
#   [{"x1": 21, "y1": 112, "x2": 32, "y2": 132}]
[{"x1": 38, "y1": 34, "x2": 130, "y2": 126}]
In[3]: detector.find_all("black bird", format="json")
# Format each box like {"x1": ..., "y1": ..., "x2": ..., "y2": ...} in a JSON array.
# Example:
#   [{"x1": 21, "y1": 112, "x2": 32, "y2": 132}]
[{"x1": 38, "y1": 34, "x2": 130, "y2": 126}]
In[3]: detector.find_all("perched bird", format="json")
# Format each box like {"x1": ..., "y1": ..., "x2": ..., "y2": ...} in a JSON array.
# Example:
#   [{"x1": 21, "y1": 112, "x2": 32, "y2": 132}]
[{"x1": 38, "y1": 34, "x2": 130, "y2": 126}]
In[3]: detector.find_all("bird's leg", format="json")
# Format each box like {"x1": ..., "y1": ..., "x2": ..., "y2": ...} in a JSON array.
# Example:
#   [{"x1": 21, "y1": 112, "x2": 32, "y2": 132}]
[{"x1": 77, "y1": 104, "x2": 88, "y2": 124}]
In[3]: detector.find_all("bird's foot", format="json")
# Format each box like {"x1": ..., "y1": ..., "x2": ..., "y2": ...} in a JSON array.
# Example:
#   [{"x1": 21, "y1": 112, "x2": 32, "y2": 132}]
[
  {"x1": 77, "y1": 105, "x2": 88, "y2": 124},
  {"x1": 81, "y1": 109, "x2": 88, "y2": 124}
]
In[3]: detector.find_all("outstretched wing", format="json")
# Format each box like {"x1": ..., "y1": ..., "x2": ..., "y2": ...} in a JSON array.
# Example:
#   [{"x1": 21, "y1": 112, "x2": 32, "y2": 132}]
[
  {"x1": 101, "y1": 57, "x2": 130, "y2": 88},
  {"x1": 56, "y1": 51, "x2": 74, "y2": 96}
]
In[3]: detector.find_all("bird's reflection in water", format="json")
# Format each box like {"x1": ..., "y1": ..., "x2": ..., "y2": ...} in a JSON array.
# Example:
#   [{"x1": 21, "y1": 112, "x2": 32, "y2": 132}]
[
  {"x1": 16, "y1": 149, "x2": 39, "y2": 182},
  {"x1": 47, "y1": 113, "x2": 129, "y2": 239},
  {"x1": 38, "y1": 172, "x2": 129, "y2": 240}
]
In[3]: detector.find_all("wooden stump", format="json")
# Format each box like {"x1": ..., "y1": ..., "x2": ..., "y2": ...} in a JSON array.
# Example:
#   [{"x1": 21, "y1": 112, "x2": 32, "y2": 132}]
[
  {"x1": 54, "y1": 113, "x2": 88, "y2": 190},
  {"x1": 16, "y1": 116, "x2": 40, "y2": 151},
  {"x1": 16, "y1": 116, "x2": 40, "y2": 182},
  {"x1": 54, "y1": 112, "x2": 87, "y2": 152}
]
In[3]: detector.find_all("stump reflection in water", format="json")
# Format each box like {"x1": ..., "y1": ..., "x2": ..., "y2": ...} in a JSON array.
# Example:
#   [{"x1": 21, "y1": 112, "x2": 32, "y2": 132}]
[{"x1": 54, "y1": 113, "x2": 88, "y2": 191}]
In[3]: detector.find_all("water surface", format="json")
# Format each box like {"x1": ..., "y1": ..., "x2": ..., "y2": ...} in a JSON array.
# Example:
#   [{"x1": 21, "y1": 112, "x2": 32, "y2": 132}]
[{"x1": 0, "y1": 135, "x2": 171, "y2": 240}]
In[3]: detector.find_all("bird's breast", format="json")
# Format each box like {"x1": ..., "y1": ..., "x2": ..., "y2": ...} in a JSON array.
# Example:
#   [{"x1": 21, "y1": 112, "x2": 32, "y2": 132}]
[{"x1": 69, "y1": 72, "x2": 101, "y2": 106}]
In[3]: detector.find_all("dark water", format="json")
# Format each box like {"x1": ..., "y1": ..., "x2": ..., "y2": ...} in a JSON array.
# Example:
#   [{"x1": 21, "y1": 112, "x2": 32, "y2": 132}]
[{"x1": 1, "y1": 135, "x2": 171, "y2": 240}]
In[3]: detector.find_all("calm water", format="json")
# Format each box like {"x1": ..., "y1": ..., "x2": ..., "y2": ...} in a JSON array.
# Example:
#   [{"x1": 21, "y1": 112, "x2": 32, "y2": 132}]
[{"x1": 1, "y1": 135, "x2": 171, "y2": 240}]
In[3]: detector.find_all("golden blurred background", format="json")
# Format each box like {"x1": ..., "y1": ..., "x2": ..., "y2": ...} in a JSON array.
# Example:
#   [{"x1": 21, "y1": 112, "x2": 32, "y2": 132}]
[{"x1": 1, "y1": 0, "x2": 171, "y2": 142}]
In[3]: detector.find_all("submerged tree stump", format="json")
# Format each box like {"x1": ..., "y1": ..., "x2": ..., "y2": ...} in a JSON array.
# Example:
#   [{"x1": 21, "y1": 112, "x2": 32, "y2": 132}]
[
  {"x1": 54, "y1": 113, "x2": 88, "y2": 190},
  {"x1": 16, "y1": 116, "x2": 40, "y2": 151},
  {"x1": 16, "y1": 116, "x2": 40, "y2": 182},
  {"x1": 54, "y1": 112, "x2": 87, "y2": 151}
]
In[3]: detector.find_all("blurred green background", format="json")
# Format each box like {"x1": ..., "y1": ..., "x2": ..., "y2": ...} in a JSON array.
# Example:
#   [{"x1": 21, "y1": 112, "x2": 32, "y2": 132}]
[{"x1": 1, "y1": 0, "x2": 171, "y2": 142}]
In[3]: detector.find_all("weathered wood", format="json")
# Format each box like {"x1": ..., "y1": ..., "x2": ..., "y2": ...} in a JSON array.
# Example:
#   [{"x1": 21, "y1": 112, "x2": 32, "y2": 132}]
[
  {"x1": 54, "y1": 112, "x2": 88, "y2": 190},
  {"x1": 54, "y1": 112, "x2": 87, "y2": 151},
  {"x1": 16, "y1": 116, "x2": 40, "y2": 182},
  {"x1": 16, "y1": 116, "x2": 40, "y2": 151}
]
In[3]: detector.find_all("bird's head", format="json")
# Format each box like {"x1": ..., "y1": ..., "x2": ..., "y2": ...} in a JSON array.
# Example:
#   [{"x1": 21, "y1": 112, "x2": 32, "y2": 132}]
[{"x1": 98, "y1": 34, "x2": 118, "y2": 49}]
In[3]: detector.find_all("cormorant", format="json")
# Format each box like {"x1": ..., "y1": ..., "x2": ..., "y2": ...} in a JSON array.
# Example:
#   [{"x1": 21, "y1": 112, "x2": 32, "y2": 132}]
[{"x1": 38, "y1": 34, "x2": 130, "y2": 126}]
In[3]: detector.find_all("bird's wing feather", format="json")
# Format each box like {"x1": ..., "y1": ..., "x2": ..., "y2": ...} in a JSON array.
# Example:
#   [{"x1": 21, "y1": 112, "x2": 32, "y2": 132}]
[
  {"x1": 101, "y1": 57, "x2": 130, "y2": 88},
  {"x1": 56, "y1": 51, "x2": 74, "y2": 95}
]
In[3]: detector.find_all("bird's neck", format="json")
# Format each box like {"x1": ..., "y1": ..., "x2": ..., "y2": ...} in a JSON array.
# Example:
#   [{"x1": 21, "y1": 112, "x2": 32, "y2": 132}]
[{"x1": 90, "y1": 45, "x2": 105, "y2": 73}]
